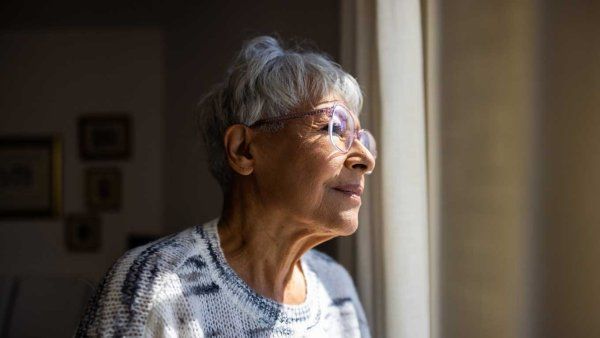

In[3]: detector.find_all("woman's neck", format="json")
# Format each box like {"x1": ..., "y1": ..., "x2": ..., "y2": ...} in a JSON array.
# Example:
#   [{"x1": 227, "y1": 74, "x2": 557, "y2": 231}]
[{"x1": 217, "y1": 185, "x2": 334, "y2": 304}]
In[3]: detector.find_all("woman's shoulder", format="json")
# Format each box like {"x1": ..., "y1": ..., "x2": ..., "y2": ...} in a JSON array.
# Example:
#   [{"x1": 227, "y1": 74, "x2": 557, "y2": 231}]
[
  {"x1": 76, "y1": 225, "x2": 209, "y2": 337},
  {"x1": 304, "y1": 249, "x2": 370, "y2": 336},
  {"x1": 304, "y1": 248, "x2": 368, "y2": 320},
  {"x1": 112, "y1": 225, "x2": 203, "y2": 285}
]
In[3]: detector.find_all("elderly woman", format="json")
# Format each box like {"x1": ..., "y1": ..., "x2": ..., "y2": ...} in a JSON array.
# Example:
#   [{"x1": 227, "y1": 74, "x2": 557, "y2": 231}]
[{"x1": 77, "y1": 36, "x2": 376, "y2": 337}]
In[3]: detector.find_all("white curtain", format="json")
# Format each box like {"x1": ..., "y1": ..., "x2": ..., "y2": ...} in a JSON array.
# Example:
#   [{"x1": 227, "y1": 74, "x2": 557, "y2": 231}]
[
  {"x1": 377, "y1": 0, "x2": 430, "y2": 337},
  {"x1": 341, "y1": 0, "x2": 432, "y2": 337}
]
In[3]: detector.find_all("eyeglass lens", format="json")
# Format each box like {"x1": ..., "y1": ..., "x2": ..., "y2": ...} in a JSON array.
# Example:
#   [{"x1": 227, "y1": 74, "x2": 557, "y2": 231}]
[{"x1": 329, "y1": 106, "x2": 377, "y2": 158}]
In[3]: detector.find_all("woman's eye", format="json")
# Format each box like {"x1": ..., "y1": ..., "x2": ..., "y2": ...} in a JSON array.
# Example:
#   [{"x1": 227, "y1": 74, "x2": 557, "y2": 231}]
[{"x1": 331, "y1": 123, "x2": 344, "y2": 136}]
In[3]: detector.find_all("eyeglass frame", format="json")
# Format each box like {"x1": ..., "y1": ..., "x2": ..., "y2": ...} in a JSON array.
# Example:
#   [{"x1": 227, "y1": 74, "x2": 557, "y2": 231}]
[{"x1": 248, "y1": 104, "x2": 377, "y2": 159}]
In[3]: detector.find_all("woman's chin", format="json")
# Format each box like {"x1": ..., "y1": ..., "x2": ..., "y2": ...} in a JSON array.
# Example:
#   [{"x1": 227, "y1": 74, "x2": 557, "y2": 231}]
[
  {"x1": 338, "y1": 223, "x2": 359, "y2": 236},
  {"x1": 313, "y1": 207, "x2": 360, "y2": 236},
  {"x1": 329, "y1": 215, "x2": 359, "y2": 236}
]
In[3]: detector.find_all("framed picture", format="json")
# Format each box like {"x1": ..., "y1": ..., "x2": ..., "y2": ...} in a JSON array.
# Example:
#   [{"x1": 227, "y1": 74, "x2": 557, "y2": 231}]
[
  {"x1": 78, "y1": 114, "x2": 131, "y2": 160},
  {"x1": 65, "y1": 213, "x2": 101, "y2": 252},
  {"x1": 0, "y1": 137, "x2": 62, "y2": 218},
  {"x1": 85, "y1": 167, "x2": 121, "y2": 211}
]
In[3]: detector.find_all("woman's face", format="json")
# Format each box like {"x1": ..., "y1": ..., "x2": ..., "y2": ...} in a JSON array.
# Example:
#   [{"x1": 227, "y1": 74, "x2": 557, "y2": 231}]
[{"x1": 252, "y1": 97, "x2": 376, "y2": 236}]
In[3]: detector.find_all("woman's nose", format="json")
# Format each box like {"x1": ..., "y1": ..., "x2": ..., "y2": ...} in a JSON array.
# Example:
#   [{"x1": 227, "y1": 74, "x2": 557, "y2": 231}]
[{"x1": 345, "y1": 139, "x2": 376, "y2": 174}]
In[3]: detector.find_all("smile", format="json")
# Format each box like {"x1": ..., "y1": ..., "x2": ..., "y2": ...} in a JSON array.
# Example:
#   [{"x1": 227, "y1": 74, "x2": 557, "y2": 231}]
[{"x1": 332, "y1": 184, "x2": 363, "y2": 203}]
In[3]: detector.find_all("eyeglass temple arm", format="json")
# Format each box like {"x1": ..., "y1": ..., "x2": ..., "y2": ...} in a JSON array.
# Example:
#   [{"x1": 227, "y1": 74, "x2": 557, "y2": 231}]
[{"x1": 249, "y1": 107, "x2": 333, "y2": 128}]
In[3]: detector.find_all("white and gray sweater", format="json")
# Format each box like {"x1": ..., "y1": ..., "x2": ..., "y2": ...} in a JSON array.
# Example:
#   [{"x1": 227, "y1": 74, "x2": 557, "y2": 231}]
[{"x1": 76, "y1": 219, "x2": 370, "y2": 337}]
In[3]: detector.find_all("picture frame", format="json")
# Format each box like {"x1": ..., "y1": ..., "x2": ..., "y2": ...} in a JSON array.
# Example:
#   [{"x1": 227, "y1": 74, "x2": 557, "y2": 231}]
[
  {"x1": 65, "y1": 213, "x2": 101, "y2": 252},
  {"x1": 85, "y1": 167, "x2": 122, "y2": 212},
  {"x1": 78, "y1": 114, "x2": 131, "y2": 160},
  {"x1": 0, "y1": 136, "x2": 63, "y2": 218}
]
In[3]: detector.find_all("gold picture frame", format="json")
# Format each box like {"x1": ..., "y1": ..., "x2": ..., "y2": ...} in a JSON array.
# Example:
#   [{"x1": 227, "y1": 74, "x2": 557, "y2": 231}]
[{"x1": 0, "y1": 136, "x2": 62, "y2": 218}]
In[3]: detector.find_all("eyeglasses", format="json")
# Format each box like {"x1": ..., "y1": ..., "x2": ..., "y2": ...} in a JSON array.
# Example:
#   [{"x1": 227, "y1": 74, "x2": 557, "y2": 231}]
[{"x1": 249, "y1": 104, "x2": 377, "y2": 159}]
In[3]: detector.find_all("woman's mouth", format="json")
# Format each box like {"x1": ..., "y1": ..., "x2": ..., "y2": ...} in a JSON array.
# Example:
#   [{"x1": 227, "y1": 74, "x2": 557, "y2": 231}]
[{"x1": 332, "y1": 184, "x2": 363, "y2": 202}]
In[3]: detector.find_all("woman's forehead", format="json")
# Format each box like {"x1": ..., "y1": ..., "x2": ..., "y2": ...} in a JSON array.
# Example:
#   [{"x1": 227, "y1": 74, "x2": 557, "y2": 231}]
[
  {"x1": 313, "y1": 96, "x2": 360, "y2": 119},
  {"x1": 314, "y1": 99, "x2": 343, "y2": 109},
  {"x1": 313, "y1": 93, "x2": 346, "y2": 110}
]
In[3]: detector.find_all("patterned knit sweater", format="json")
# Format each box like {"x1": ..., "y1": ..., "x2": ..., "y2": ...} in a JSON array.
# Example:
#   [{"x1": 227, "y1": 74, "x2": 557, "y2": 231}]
[{"x1": 76, "y1": 219, "x2": 371, "y2": 337}]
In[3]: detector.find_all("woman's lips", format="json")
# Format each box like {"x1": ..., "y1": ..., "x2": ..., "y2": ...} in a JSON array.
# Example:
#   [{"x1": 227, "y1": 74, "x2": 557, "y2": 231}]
[{"x1": 333, "y1": 184, "x2": 363, "y2": 201}]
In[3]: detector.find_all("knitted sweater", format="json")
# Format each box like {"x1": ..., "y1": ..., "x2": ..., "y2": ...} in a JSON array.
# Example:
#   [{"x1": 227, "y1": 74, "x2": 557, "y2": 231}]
[{"x1": 76, "y1": 219, "x2": 371, "y2": 337}]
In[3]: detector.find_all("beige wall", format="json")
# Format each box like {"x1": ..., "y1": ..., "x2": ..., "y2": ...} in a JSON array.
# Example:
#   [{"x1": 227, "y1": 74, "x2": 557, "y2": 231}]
[
  {"x1": 539, "y1": 1, "x2": 600, "y2": 337},
  {"x1": 0, "y1": 29, "x2": 164, "y2": 282},
  {"x1": 438, "y1": 1, "x2": 537, "y2": 337},
  {"x1": 436, "y1": 0, "x2": 600, "y2": 337}
]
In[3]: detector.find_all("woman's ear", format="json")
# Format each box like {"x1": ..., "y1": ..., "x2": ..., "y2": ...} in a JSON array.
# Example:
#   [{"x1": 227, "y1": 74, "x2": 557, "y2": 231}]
[{"x1": 223, "y1": 124, "x2": 255, "y2": 176}]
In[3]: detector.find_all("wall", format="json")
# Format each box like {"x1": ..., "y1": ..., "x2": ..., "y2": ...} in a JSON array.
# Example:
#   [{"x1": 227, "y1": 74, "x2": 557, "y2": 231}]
[
  {"x1": 0, "y1": 29, "x2": 164, "y2": 282},
  {"x1": 438, "y1": 1, "x2": 538, "y2": 337},
  {"x1": 436, "y1": 0, "x2": 600, "y2": 337},
  {"x1": 539, "y1": 1, "x2": 600, "y2": 337}
]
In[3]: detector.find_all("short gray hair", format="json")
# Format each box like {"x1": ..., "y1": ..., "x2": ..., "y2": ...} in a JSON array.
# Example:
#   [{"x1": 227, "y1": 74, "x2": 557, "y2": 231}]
[{"x1": 196, "y1": 36, "x2": 363, "y2": 193}]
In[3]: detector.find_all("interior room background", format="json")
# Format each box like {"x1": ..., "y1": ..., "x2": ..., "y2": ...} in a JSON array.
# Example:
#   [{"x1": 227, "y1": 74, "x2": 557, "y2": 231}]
[{"x1": 1, "y1": 0, "x2": 599, "y2": 338}]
